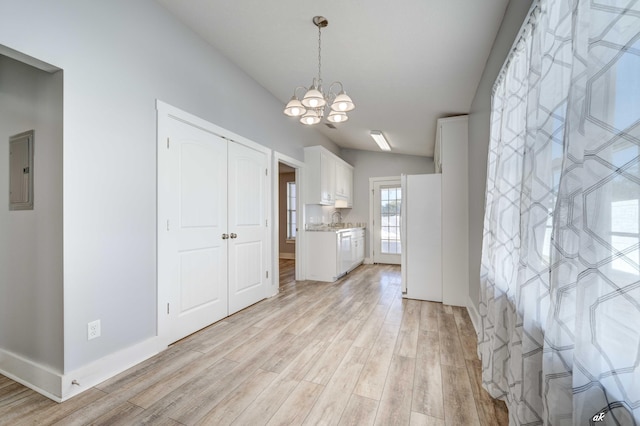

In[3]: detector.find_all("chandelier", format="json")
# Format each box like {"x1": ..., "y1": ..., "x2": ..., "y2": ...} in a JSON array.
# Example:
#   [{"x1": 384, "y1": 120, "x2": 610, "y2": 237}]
[{"x1": 283, "y1": 16, "x2": 355, "y2": 125}]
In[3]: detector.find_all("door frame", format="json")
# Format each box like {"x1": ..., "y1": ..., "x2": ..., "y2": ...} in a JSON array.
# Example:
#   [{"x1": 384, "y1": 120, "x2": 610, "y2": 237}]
[
  {"x1": 156, "y1": 100, "x2": 272, "y2": 347},
  {"x1": 369, "y1": 176, "x2": 401, "y2": 264},
  {"x1": 271, "y1": 152, "x2": 305, "y2": 294}
]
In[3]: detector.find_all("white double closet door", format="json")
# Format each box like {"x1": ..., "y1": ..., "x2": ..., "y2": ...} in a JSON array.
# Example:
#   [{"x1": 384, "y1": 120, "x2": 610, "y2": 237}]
[{"x1": 159, "y1": 114, "x2": 268, "y2": 345}]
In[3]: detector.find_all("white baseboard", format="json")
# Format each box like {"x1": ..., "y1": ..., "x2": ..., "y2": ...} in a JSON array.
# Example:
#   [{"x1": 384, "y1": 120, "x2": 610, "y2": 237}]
[
  {"x1": 60, "y1": 337, "x2": 164, "y2": 401},
  {"x1": 466, "y1": 295, "x2": 480, "y2": 336},
  {"x1": 0, "y1": 337, "x2": 166, "y2": 402},
  {"x1": 363, "y1": 257, "x2": 373, "y2": 265},
  {"x1": 0, "y1": 349, "x2": 63, "y2": 401},
  {"x1": 279, "y1": 252, "x2": 295, "y2": 260}
]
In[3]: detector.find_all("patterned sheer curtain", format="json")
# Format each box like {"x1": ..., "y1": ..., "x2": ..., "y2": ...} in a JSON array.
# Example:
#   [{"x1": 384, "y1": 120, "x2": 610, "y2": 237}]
[{"x1": 479, "y1": 0, "x2": 640, "y2": 424}]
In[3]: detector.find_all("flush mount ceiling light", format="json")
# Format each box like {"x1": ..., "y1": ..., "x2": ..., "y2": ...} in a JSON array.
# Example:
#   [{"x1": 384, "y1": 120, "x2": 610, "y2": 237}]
[
  {"x1": 370, "y1": 130, "x2": 391, "y2": 151},
  {"x1": 283, "y1": 16, "x2": 355, "y2": 125}
]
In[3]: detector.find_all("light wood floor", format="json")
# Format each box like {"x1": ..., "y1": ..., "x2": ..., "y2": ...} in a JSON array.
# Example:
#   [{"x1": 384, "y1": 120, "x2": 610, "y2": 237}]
[
  {"x1": 0, "y1": 262, "x2": 507, "y2": 426},
  {"x1": 279, "y1": 258, "x2": 296, "y2": 289}
]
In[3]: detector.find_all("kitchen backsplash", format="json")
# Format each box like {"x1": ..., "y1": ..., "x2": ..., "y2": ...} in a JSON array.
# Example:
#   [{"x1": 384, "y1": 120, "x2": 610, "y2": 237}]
[{"x1": 304, "y1": 204, "x2": 367, "y2": 228}]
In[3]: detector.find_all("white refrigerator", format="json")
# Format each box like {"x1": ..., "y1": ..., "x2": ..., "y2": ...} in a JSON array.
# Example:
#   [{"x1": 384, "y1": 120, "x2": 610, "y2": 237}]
[{"x1": 401, "y1": 174, "x2": 442, "y2": 301}]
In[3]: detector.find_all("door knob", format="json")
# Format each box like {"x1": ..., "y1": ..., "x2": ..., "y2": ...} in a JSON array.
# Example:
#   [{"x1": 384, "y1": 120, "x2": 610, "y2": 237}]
[
  {"x1": 222, "y1": 233, "x2": 229, "y2": 240},
  {"x1": 230, "y1": 233, "x2": 237, "y2": 239}
]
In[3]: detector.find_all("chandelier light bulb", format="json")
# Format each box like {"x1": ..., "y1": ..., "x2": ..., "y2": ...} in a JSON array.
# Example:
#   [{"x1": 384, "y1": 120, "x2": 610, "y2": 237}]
[
  {"x1": 327, "y1": 110, "x2": 348, "y2": 123},
  {"x1": 301, "y1": 87, "x2": 326, "y2": 108},
  {"x1": 330, "y1": 92, "x2": 355, "y2": 112},
  {"x1": 284, "y1": 96, "x2": 306, "y2": 117},
  {"x1": 300, "y1": 109, "x2": 321, "y2": 125}
]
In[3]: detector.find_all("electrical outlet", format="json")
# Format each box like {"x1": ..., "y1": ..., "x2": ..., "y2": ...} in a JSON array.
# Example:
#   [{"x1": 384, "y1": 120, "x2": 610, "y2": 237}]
[{"x1": 88, "y1": 320, "x2": 101, "y2": 340}]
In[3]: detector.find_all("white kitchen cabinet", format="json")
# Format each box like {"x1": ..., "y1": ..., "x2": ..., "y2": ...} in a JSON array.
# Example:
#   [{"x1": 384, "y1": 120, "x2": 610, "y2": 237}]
[
  {"x1": 352, "y1": 228, "x2": 365, "y2": 268},
  {"x1": 335, "y1": 161, "x2": 353, "y2": 207},
  {"x1": 304, "y1": 146, "x2": 336, "y2": 205},
  {"x1": 304, "y1": 146, "x2": 353, "y2": 207},
  {"x1": 306, "y1": 231, "x2": 337, "y2": 282},
  {"x1": 306, "y1": 228, "x2": 365, "y2": 282}
]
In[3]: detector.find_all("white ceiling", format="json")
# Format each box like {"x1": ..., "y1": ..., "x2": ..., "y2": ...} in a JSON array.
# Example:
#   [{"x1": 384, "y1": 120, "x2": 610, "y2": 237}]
[{"x1": 156, "y1": 0, "x2": 509, "y2": 157}]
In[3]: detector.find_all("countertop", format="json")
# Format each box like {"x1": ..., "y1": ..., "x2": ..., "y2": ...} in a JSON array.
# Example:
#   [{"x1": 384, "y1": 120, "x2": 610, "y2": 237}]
[{"x1": 306, "y1": 225, "x2": 366, "y2": 232}]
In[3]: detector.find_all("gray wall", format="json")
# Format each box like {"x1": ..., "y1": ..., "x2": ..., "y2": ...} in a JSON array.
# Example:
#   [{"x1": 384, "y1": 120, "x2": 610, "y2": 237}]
[
  {"x1": 467, "y1": 0, "x2": 533, "y2": 310},
  {"x1": 0, "y1": 0, "x2": 337, "y2": 373},
  {"x1": 279, "y1": 172, "x2": 296, "y2": 256},
  {"x1": 340, "y1": 148, "x2": 434, "y2": 254},
  {"x1": 0, "y1": 55, "x2": 63, "y2": 372}
]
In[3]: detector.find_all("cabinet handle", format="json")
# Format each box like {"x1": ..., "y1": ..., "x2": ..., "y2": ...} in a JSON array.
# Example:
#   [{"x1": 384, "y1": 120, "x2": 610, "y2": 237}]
[
  {"x1": 222, "y1": 233, "x2": 229, "y2": 240},
  {"x1": 230, "y1": 233, "x2": 238, "y2": 239}
]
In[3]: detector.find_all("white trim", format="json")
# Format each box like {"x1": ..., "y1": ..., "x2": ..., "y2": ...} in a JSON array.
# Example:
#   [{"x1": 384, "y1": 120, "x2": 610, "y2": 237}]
[
  {"x1": 437, "y1": 115, "x2": 470, "y2": 124},
  {"x1": 0, "y1": 44, "x2": 61, "y2": 73},
  {"x1": 363, "y1": 257, "x2": 374, "y2": 265},
  {"x1": 272, "y1": 152, "x2": 305, "y2": 292},
  {"x1": 0, "y1": 337, "x2": 163, "y2": 402},
  {"x1": 279, "y1": 252, "x2": 295, "y2": 260},
  {"x1": 0, "y1": 349, "x2": 63, "y2": 401},
  {"x1": 466, "y1": 295, "x2": 480, "y2": 336},
  {"x1": 156, "y1": 100, "x2": 270, "y2": 155},
  {"x1": 60, "y1": 337, "x2": 163, "y2": 401},
  {"x1": 368, "y1": 176, "x2": 402, "y2": 264}
]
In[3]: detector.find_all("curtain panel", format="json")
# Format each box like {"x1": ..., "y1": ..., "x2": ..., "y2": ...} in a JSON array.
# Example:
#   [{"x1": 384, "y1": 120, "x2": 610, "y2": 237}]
[{"x1": 479, "y1": 0, "x2": 640, "y2": 424}]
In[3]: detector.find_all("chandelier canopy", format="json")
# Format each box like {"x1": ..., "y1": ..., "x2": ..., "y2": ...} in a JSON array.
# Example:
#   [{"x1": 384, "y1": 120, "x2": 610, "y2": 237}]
[{"x1": 283, "y1": 16, "x2": 355, "y2": 125}]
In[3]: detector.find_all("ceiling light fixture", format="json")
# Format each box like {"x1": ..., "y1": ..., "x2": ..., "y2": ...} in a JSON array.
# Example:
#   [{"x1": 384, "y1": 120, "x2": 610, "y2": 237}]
[
  {"x1": 370, "y1": 131, "x2": 391, "y2": 151},
  {"x1": 283, "y1": 16, "x2": 355, "y2": 125}
]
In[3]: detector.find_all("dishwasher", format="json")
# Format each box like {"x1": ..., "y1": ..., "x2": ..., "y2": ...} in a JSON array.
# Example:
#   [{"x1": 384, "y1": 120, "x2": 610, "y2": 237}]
[{"x1": 337, "y1": 230, "x2": 353, "y2": 276}]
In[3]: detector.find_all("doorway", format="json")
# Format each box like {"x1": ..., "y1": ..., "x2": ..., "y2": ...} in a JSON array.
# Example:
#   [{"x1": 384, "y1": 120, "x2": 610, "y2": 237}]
[
  {"x1": 273, "y1": 152, "x2": 304, "y2": 294},
  {"x1": 278, "y1": 161, "x2": 297, "y2": 288},
  {"x1": 370, "y1": 177, "x2": 402, "y2": 265},
  {"x1": 0, "y1": 50, "x2": 64, "y2": 380}
]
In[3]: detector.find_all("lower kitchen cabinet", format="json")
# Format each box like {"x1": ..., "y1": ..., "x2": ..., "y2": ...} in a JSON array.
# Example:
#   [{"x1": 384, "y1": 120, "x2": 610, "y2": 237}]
[
  {"x1": 306, "y1": 228, "x2": 366, "y2": 282},
  {"x1": 352, "y1": 229, "x2": 365, "y2": 268}
]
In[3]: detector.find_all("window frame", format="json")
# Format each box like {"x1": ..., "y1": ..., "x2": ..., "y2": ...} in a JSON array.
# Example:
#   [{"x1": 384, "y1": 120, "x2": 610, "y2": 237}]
[{"x1": 286, "y1": 181, "x2": 296, "y2": 241}]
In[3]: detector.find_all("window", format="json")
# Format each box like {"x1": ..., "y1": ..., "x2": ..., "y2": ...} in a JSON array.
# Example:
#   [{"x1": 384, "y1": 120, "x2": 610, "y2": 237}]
[
  {"x1": 481, "y1": 4, "x2": 640, "y2": 422},
  {"x1": 287, "y1": 181, "x2": 296, "y2": 240},
  {"x1": 608, "y1": 39, "x2": 640, "y2": 276},
  {"x1": 610, "y1": 143, "x2": 640, "y2": 275},
  {"x1": 380, "y1": 186, "x2": 401, "y2": 254}
]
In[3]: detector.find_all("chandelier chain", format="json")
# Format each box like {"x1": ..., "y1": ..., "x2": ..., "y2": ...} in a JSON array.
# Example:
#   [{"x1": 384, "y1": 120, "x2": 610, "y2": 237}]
[{"x1": 317, "y1": 23, "x2": 322, "y2": 83}]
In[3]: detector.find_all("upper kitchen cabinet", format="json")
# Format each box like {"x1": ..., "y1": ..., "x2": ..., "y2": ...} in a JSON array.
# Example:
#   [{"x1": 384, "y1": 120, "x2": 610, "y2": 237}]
[
  {"x1": 304, "y1": 146, "x2": 353, "y2": 207},
  {"x1": 335, "y1": 161, "x2": 353, "y2": 208}
]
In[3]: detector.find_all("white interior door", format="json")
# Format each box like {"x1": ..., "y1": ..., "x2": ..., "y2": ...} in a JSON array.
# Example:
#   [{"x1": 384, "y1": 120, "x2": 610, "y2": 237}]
[
  {"x1": 372, "y1": 179, "x2": 402, "y2": 265},
  {"x1": 228, "y1": 141, "x2": 268, "y2": 314},
  {"x1": 159, "y1": 117, "x2": 228, "y2": 344}
]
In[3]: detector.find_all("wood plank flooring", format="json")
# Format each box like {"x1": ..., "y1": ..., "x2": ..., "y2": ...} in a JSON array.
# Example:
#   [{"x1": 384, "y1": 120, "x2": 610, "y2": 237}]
[{"x1": 0, "y1": 262, "x2": 508, "y2": 425}]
